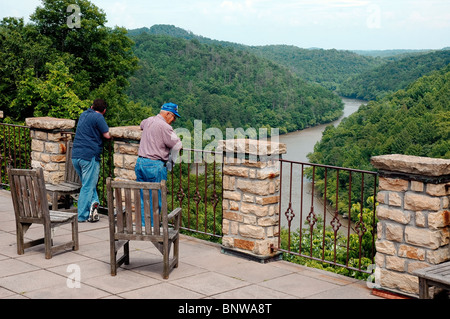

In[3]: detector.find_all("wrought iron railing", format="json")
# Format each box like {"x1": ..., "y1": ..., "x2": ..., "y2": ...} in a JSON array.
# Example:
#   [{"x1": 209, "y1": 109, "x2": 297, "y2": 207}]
[
  {"x1": 167, "y1": 148, "x2": 223, "y2": 240},
  {"x1": 276, "y1": 159, "x2": 378, "y2": 277},
  {"x1": 2, "y1": 120, "x2": 379, "y2": 271},
  {"x1": 0, "y1": 123, "x2": 31, "y2": 187}
]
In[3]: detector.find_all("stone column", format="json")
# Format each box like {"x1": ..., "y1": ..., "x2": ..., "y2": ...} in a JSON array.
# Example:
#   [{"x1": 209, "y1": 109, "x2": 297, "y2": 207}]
[
  {"x1": 109, "y1": 126, "x2": 142, "y2": 181},
  {"x1": 25, "y1": 117, "x2": 75, "y2": 184},
  {"x1": 371, "y1": 154, "x2": 450, "y2": 297},
  {"x1": 219, "y1": 139, "x2": 286, "y2": 262}
]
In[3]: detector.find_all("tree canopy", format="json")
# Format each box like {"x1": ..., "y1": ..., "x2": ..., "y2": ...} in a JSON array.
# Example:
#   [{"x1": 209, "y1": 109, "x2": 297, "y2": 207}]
[
  {"x1": 338, "y1": 49, "x2": 450, "y2": 100},
  {"x1": 127, "y1": 32, "x2": 344, "y2": 135},
  {"x1": 309, "y1": 64, "x2": 450, "y2": 170},
  {"x1": 0, "y1": 0, "x2": 148, "y2": 125}
]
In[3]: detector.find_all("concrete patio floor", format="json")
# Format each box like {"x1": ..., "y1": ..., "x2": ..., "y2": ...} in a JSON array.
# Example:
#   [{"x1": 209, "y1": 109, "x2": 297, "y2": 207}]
[{"x1": 0, "y1": 189, "x2": 384, "y2": 302}]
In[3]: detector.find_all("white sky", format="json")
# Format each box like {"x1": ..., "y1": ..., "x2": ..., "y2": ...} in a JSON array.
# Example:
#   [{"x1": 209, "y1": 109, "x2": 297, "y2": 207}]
[{"x1": 1, "y1": 0, "x2": 449, "y2": 50}]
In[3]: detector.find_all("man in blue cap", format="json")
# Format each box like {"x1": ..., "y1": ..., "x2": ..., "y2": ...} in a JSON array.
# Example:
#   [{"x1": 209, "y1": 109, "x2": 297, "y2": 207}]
[{"x1": 135, "y1": 103, "x2": 182, "y2": 226}]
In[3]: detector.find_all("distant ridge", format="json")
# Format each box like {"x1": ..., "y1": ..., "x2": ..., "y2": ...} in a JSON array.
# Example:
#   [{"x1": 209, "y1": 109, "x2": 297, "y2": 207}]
[{"x1": 127, "y1": 24, "x2": 383, "y2": 90}]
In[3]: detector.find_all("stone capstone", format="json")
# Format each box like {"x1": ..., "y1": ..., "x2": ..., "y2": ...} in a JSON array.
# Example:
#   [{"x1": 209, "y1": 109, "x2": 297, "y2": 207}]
[{"x1": 371, "y1": 154, "x2": 450, "y2": 177}]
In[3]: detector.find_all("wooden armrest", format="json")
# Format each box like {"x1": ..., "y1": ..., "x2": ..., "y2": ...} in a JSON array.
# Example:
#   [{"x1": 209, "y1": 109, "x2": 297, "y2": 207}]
[{"x1": 168, "y1": 207, "x2": 182, "y2": 221}]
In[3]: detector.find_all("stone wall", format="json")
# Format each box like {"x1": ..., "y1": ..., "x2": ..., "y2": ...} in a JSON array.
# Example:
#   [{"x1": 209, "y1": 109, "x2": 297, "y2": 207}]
[
  {"x1": 107, "y1": 132, "x2": 288, "y2": 261},
  {"x1": 25, "y1": 117, "x2": 75, "y2": 184},
  {"x1": 371, "y1": 154, "x2": 450, "y2": 297},
  {"x1": 219, "y1": 139, "x2": 286, "y2": 261},
  {"x1": 109, "y1": 126, "x2": 142, "y2": 181},
  {"x1": 22, "y1": 116, "x2": 450, "y2": 296}
]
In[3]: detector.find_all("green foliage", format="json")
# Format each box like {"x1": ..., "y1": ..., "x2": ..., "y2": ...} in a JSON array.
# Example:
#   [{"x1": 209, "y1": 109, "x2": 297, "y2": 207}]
[
  {"x1": 309, "y1": 64, "x2": 450, "y2": 167},
  {"x1": 129, "y1": 25, "x2": 384, "y2": 92},
  {"x1": 11, "y1": 61, "x2": 90, "y2": 119},
  {"x1": 1, "y1": 0, "x2": 139, "y2": 123},
  {"x1": 166, "y1": 159, "x2": 223, "y2": 242},
  {"x1": 338, "y1": 49, "x2": 450, "y2": 100},
  {"x1": 281, "y1": 196, "x2": 377, "y2": 280},
  {"x1": 127, "y1": 32, "x2": 344, "y2": 136},
  {"x1": 307, "y1": 65, "x2": 450, "y2": 221},
  {"x1": 248, "y1": 46, "x2": 384, "y2": 91}
]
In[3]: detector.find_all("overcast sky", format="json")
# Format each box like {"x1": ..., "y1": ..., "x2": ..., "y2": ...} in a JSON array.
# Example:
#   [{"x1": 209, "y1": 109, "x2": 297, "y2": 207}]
[{"x1": 1, "y1": 0, "x2": 449, "y2": 50}]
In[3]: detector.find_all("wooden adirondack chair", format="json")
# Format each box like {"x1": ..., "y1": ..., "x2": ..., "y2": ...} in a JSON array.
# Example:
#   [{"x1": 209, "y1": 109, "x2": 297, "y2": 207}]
[
  {"x1": 8, "y1": 166, "x2": 79, "y2": 259},
  {"x1": 106, "y1": 178, "x2": 181, "y2": 279},
  {"x1": 45, "y1": 140, "x2": 81, "y2": 210}
]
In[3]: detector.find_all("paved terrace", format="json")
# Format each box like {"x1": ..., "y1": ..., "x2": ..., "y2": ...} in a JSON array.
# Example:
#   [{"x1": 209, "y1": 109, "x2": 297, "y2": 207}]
[{"x1": 0, "y1": 189, "x2": 383, "y2": 300}]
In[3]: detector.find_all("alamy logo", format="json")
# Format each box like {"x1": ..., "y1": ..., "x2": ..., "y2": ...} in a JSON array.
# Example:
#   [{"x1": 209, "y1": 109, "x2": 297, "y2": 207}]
[
  {"x1": 366, "y1": 264, "x2": 381, "y2": 289},
  {"x1": 67, "y1": 4, "x2": 81, "y2": 29},
  {"x1": 367, "y1": 4, "x2": 382, "y2": 29},
  {"x1": 66, "y1": 264, "x2": 81, "y2": 288}
]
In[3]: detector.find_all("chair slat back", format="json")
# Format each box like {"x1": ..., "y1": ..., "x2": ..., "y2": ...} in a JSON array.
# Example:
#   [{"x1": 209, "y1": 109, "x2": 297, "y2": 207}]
[
  {"x1": 107, "y1": 179, "x2": 167, "y2": 236},
  {"x1": 8, "y1": 167, "x2": 49, "y2": 221},
  {"x1": 64, "y1": 140, "x2": 81, "y2": 185}
]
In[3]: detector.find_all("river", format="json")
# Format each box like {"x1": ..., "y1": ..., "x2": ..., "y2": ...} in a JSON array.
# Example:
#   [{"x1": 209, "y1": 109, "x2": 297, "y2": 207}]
[{"x1": 278, "y1": 97, "x2": 366, "y2": 231}]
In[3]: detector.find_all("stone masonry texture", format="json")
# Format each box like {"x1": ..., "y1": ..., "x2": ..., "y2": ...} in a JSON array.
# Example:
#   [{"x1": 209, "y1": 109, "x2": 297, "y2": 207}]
[{"x1": 371, "y1": 154, "x2": 450, "y2": 297}]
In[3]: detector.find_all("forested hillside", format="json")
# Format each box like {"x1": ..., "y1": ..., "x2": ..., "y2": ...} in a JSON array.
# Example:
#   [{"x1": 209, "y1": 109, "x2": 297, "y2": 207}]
[
  {"x1": 247, "y1": 45, "x2": 382, "y2": 91},
  {"x1": 126, "y1": 32, "x2": 344, "y2": 135},
  {"x1": 308, "y1": 64, "x2": 450, "y2": 171},
  {"x1": 128, "y1": 25, "x2": 383, "y2": 91},
  {"x1": 338, "y1": 49, "x2": 450, "y2": 100},
  {"x1": 0, "y1": 0, "x2": 150, "y2": 126}
]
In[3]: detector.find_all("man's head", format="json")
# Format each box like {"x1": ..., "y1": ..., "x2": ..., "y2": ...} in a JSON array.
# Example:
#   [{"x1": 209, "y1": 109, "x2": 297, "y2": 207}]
[
  {"x1": 92, "y1": 99, "x2": 108, "y2": 114},
  {"x1": 160, "y1": 102, "x2": 181, "y2": 125}
]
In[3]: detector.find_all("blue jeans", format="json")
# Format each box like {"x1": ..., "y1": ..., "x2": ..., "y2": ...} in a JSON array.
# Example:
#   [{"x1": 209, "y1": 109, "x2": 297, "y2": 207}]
[
  {"x1": 134, "y1": 157, "x2": 167, "y2": 227},
  {"x1": 72, "y1": 158, "x2": 100, "y2": 222}
]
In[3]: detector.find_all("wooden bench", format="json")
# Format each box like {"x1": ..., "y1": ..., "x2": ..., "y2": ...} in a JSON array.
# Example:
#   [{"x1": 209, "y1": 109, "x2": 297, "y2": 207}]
[
  {"x1": 8, "y1": 166, "x2": 79, "y2": 259},
  {"x1": 45, "y1": 140, "x2": 81, "y2": 210},
  {"x1": 414, "y1": 261, "x2": 450, "y2": 299},
  {"x1": 106, "y1": 178, "x2": 181, "y2": 279}
]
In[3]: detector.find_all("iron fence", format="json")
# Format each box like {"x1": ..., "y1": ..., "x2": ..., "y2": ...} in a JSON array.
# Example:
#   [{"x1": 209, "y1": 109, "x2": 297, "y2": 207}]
[
  {"x1": 276, "y1": 158, "x2": 378, "y2": 276},
  {"x1": 167, "y1": 148, "x2": 223, "y2": 240},
  {"x1": 2, "y1": 120, "x2": 380, "y2": 271},
  {"x1": 0, "y1": 123, "x2": 31, "y2": 187}
]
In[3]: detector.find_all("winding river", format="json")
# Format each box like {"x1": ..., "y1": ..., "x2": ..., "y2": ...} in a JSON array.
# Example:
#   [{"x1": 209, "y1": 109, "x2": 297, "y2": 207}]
[{"x1": 278, "y1": 97, "x2": 366, "y2": 231}]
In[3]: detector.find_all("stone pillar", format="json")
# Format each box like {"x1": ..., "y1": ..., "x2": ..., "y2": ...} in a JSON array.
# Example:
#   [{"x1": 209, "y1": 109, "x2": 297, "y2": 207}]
[
  {"x1": 109, "y1": 126, "x2": 142, "y2": 181},
  {"x1": 371, "y1": 154, "x2": 450, "y2": 297},
  {"x1": 25, "y1": 117, "x2": 75, "y2": 184},
  {"x1": 219, "y1": 139, "x2": 286, "y2": 262}
]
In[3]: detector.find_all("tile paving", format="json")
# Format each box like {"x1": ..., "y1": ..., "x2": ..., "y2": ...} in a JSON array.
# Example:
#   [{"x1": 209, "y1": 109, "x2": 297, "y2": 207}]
[{"x1": 0, "y1": 189, "x2": 383, "y2": 301}]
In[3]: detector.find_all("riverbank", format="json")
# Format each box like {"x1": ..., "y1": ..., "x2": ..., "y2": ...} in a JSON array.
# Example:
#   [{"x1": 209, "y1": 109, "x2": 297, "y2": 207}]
[{"x1": 278, "y1": 98, "x2": 367, "y2": 231}]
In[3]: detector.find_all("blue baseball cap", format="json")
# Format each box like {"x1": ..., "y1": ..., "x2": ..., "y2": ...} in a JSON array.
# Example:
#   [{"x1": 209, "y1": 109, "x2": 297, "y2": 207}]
[{"x1": 161, "y1": 102, "x2": 181, "y2": 118}]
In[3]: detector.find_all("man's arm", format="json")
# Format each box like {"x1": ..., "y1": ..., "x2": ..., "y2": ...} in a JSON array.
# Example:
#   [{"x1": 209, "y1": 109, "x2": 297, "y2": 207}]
[{"x1": 103, "y1": 132, "x2": 111, "y2": 139}]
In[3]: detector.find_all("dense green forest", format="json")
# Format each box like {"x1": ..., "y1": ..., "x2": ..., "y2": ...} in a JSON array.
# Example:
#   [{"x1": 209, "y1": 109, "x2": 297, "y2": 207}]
[
  {"x1": 303, "y1": 64, "x2": 450, "y2": 229},
  {"x1": 126, "y1": 32, "x2": 343, "y2": 135},
  {"x1": 309, "y1": 64, "x2": 450, "y2": 169},
  {"x1": 2, "y1": 3, "x2": 449, "y2": 167},
  {"x1": 129, "y1": 24, "x2": 450, "y2": 100},
  {"x1": 247, "y1": 45, "x2": 382, "y2": 91},
  {"x1": 1, "y1": 9, "x2": 344, "y2": 135},
  {"x1": 128, "y1": 25, "x2": 384, "y2": 91},
  {"x1": 0, "y1": 0, "x2": 150, "y2": 126},
  {"x1": 338, "y1": 49, "x2": 450, "y2": 100}
]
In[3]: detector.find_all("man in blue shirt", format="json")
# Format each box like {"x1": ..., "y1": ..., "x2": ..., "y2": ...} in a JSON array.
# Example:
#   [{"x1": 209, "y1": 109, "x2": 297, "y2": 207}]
[{"x1": 72, "y1": 99, "x2": 111, "y2": 222}]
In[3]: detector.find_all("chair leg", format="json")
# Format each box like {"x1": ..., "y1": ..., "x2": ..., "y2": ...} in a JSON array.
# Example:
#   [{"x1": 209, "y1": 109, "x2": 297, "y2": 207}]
[
  {"x1": 163, "y1": 240, "x2": 169, "y2": 279},
  {"x1": 72, "y1": 219, "x2": 79, "y2": 251},
  {"x1": 174, "y1": 236, "x2": 179, "y2": 268},
  {"x1": 124, "y1": 241, "x2": 130, "y2": 265},
  {"x1": 16, "y1": 223, "x2": 25, "y2": 255},
  {"x1": 418, "y1": 278, "x2": 430, "y2": 299},
  {"x1": 44, "y1": 224, "x2": 52, "y2": 259},
  {"x1": 110, "y1": 239, "x2": 117, "y2": 276},
  {"x1": 52, "y1": 192, "x2": 58, "y2": 211}
]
